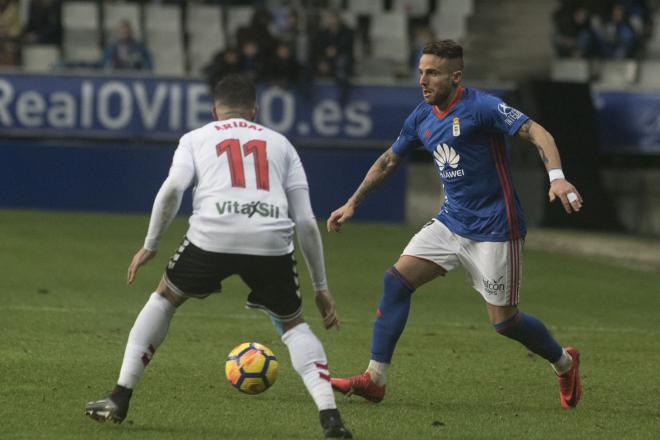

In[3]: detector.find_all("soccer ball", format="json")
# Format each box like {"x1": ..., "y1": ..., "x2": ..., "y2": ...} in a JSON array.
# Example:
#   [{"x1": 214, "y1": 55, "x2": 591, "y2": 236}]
[{"x1": 225, "y1": 342, "x2": 278, "y2": 394}]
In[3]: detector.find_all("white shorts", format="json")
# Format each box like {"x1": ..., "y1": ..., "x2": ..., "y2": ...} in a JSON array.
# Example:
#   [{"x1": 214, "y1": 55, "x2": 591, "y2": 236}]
[{"x1": 401, "y1": 219, "x2": 523, "y2": 306}]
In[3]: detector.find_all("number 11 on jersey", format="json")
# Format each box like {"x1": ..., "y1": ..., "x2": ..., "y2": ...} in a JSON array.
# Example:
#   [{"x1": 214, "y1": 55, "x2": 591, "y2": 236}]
[{"x1": 216, "y1": 139, "x2": 270, "y2": 191}]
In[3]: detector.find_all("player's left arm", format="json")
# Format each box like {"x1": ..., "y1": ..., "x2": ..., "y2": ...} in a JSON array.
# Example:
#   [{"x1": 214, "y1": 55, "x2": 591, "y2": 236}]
[
  {"x1": 516, "y1": 119, "x2": 583, "y2": 214},
  {"x1": 288, "y1": 187, "x2": 340, "y2": 330}
]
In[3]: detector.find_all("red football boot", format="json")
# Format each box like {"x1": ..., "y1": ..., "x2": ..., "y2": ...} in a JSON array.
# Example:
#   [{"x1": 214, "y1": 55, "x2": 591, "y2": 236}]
[
  {"x1": 558, "y1": 347, "x2": 581, "y2": 409},
  {"x1": 331, "y1": 372, "x2": 385, "y2": 403}
]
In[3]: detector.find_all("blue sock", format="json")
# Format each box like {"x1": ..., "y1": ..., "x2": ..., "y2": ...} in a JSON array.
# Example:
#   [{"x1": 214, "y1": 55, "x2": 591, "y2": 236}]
[
  {"x1": 370, "y1": 267, "x2": 415, "y2": 363},
  {"x1": 495, "y1": 311, "x2": 563, "y2": 363}
]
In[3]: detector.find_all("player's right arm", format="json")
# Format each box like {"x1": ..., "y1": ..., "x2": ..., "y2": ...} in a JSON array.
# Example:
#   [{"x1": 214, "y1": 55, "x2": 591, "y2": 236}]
[
  {"x1": 127, "y1": 141, "x2": 195, "y2": 284},
  {"x1": 326, "y1": 147, "x2": 402, "y2": 232}
]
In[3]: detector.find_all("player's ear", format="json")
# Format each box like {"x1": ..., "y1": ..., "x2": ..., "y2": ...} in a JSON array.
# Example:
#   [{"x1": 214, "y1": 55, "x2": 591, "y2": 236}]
[{"x1": 452, "y1": 70, "x2": 463, "y2": 84}]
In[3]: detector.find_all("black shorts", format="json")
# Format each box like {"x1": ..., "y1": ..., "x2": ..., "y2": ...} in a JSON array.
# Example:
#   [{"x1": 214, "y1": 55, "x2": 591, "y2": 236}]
[{"x1": 164, "y1": 238, "x2": 302, "y2": 321}]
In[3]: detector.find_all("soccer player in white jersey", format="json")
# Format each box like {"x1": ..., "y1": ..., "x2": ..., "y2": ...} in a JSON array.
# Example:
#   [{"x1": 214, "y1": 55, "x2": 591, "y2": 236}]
[
  {"x1": 85, "y1": 75, "x2": 352, "y2": 438},
  {"x1": 327, "y1": 40, "x2": 582, "y2": 410}
]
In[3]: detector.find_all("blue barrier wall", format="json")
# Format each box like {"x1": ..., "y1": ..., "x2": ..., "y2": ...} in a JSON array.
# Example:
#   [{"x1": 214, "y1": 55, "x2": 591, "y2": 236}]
[
  {"x1": 0, "y1": 141, "x2": 406, "y2": 222},
  {"x1": 0, "y1": 73, "x2": 419, "y2": 146}
]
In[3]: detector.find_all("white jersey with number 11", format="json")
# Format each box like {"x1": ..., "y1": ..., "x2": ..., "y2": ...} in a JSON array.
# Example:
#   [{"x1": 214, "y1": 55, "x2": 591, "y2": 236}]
[{"x1": 171, "y1": 118, "x2": 309, "y2": 256}]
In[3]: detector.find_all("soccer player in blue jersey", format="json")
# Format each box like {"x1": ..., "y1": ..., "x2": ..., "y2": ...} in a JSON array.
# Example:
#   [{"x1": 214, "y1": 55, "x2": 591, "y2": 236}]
[{"x1": 327, "y1": 40, "x2": 583, "y2": 409}]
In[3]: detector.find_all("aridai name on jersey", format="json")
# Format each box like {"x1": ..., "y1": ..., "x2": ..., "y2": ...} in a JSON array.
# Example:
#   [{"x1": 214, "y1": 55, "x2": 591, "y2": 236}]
[
  {"x1": 392, "y1": 87, "x2": 529, "y2": 241},
  {"x1": 214, "y1": 120, "x2": 264, "y2": 132},
  {"x1": 172, "y1": 118, "x2": 308, "y2": 255}
]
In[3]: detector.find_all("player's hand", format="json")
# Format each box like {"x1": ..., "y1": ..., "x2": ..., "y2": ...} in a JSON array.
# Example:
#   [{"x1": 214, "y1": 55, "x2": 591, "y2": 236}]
[
  {"x1": 327, "y1": 202, "x2": 355, "y2": 232},
  {"x1": 314, "y1": 289, "x2": 340, "y2": 330},
  {"x1": 127, "y1": 247, "x2": 157, "y2": 284},
  {"x1": 549, "y1": 179, "x2": 583, "y2": 214}
]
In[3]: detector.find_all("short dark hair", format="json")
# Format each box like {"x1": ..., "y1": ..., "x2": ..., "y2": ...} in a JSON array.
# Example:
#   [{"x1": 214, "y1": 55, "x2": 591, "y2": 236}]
[
  {"x1": 422, "y1": 40, "x2": 463, "y2": 61},
  {"x1": 213, "y1": 74, "x2": 256, "y2": 110}
]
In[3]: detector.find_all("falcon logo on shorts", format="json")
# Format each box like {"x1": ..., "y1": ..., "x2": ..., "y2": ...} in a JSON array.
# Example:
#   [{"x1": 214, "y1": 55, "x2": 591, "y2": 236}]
[
  {"x1": 482, "y1": 276, "x2": 505, "y2": 296},
  {"x1": 434, "y1": 143, "x2": 464, "y2": 179}
]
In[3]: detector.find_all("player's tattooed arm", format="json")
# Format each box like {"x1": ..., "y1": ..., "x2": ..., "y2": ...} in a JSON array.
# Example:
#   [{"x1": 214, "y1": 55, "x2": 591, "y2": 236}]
[
  {"x1": 516, "y1": 119, "x2": 560, "y2": 170},
  {"x1": 350, "y1": 148, "x2": 401, "y2": 206},
  {"x1": 517, "y1": 119, "x2": 532, "y2": 137},
  {"x1": 515, "y1": 119, "x2": 582, "y2": 213},
  {"x1": 327, "y1": 148, "x2": 401, "y2": 232}
]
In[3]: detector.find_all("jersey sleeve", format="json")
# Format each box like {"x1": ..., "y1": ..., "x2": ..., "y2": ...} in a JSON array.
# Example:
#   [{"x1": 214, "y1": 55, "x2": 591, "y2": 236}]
[
  {"x1": 391, "y1": 107, "x2": 423, "y2": 156},
  {"x1": 474, "y1": 93, "x2": 529, "y2": 136},
  {"x1": 171, "y1": 133, "x2": 195, "y2": 172},
  {"x1": 283, "y1": 140, "x2": 309, "y2": 192}
]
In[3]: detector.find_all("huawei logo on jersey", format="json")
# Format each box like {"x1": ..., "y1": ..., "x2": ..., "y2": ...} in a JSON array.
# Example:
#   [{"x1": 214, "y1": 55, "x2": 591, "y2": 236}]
[
  {"x1": 434, "y1": 143, "x2": 465, "y2": 179},
  {"x1": 434, "y1": 143, "x2": 460, "y2": 170}
]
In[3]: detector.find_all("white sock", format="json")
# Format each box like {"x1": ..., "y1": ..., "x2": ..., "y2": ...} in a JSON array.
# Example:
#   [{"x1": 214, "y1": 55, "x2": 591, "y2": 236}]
[
  {"x1": 551, "y1": 348, "x2": 573, "y2": 376},
  {"x1": 117, "y1": 292, "x2": 176, "y2": 389},
  {"x1": 282, "y1": 322, "x2": 336, "y2": 411},
  {"x1": 366, "y1": 360, "x2": 389, "y2": 386}
]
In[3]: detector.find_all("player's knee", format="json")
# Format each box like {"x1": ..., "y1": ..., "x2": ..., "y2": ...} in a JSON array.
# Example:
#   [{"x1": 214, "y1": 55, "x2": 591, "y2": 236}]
[
  {"x1": 280, "y1": 315, "x2": 305, "y2": 335},
  {"x1": 383, "y1": 267, "x2": 415, "y2": 298},
  {"x1": 156, "y1": 279, "x2": 187, "y2": 308},
  {"x1": 272, "y1": 315, "x2": 305, "y2": 336}
]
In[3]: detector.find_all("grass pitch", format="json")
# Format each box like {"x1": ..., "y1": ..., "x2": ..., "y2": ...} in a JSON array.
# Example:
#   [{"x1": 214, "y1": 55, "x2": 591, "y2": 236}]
[{"x1": 1, "y1": 209, "x2": 659, "y2": 439}]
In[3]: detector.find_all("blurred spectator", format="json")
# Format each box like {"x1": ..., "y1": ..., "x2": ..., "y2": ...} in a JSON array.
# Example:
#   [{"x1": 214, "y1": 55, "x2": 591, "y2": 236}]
[
  {"x1": 266, "y1": 40, "x2": 300, "y2": 87},
  {"x1": 553, "y1": 2, "x2": 596, "y2": 58},
  {"x1": 593, "y1": 3, "x2": 638, "y2": 58},
  {"x1": 238, "y1": 39, "x2": 267, "y2": 82},
  {"x1": 203, "y1": 47, "x2": 241, "y2": 91},
  {"x1": 236, "y1": 6, "x2": 277, "y2": 60},
  {"x1": 273, "y1": 8, "x2": 303, "y2": 61},
  {"x1": 0, "y1": 0, "x2": 21, "y2": 66},
  {"x1": 618, "y1": 0, "x2": 652, "y2": 43},
  {"x1": 101, "y1": 20, "x2": 152, "y2": 71},
  {"x1": 313, "y1": 10, "x2": 354, "y2": 103},
  {"x1": 22, "y1": 0, "x2": 62, "y2": 45},
  {"x1": 232, "y1": 6, "x2": 280, "y2": 84}
]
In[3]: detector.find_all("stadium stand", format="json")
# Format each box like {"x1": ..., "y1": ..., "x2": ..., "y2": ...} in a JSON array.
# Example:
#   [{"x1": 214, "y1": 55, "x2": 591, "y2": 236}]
[
  {"x1": 145, "y1": 3, "x2": 185, "y2": 75},
  {"x1": 438, "y1": 0, "x2": 474, "y2": 18},
  {"x1": 186, "y1": 3, "x2": 225, "y2": 75},
  {"x1": 430, "y1": 10, "x2": 468, "y2": 43},
  {"x1": 392, "y1": 0, "x2": 430, "y2": 17},
  {"x1": 9, "y1": 0, "x2": 659, "y2": 84},
  {"x1": 638, "y1": 59, "x2": 660, "y2": 85},
  {"x1": 369, "y1": 12, "x2": 408, "y2": 65},
  {"x1": 461, "y1": 0, "x2": 555, "y2": 82},
  {"x1": 61, "y1": 1, "x2": 100, "y2": 66},
  {"x1": 550, "y1": 58, "x2": 591, "y2": 82},
  {"x1": 347, "y1": 0, "x2": 384, "y2": 16},
  {"x1": 646, "y1": 12, "x2": 660, "y2": 56},
  {"x1": 22, "y1": 44, "x2": 59, "y2": 72},
  {"x1": 429, "y1": 0, "x2": 473, "y2": 45},
  {"x1": 596, "y1": 59, "x2": 639, "y2": 85},
  {"x1": 339, "y1": 9, "x2": 358, "y2": 29}
]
